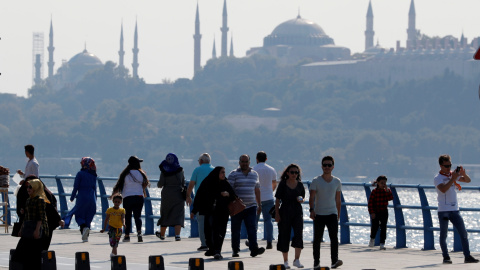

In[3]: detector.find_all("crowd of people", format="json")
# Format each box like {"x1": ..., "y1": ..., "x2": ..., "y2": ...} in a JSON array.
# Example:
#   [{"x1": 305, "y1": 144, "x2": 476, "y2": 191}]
[{"x1": 7, "y1": 145, "x2": 480, "y2": 269}]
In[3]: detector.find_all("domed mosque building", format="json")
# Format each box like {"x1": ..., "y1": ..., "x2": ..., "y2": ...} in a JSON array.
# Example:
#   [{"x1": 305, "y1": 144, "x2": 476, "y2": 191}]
[{"x1": 247, "y1": 14, "x2": 350, "y2": 65}]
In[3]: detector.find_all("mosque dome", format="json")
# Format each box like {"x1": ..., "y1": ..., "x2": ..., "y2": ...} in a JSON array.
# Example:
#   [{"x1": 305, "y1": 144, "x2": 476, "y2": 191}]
[
  {"x1": 264, "y1": 15, "x2": 334, "y2": 47},
  {"x1": 68, "y1": 49, "x2": 103, "y2": 66}
]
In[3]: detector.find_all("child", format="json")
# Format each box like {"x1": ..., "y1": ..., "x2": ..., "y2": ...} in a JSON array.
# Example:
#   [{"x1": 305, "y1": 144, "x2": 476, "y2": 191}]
[
  {"x1": 368, "y1": 175, "x2": 393, "y2": 250},
  {"x1": 100, "y1": 194, "x2": 126, "y2": 257}
]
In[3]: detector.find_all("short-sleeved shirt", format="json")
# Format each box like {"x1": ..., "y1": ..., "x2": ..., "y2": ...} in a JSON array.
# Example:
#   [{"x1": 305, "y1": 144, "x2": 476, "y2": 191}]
[
  {"x1": 23, "y1": 158, "x2": 39, "y2": 179},
  {"x1": 434, "y1": 173, "x2": 459, "y2": 212},
  {"x1": 227, "y1": 168, "x2": 260, "y2": 208},
  {"x1": 252, "y1": 162, "x2": 277, "y2": 202},
  {"x1": 106, "y1": 207, "x2": 126, "y2": 229},
  {"x1": 191, "y1": 164, "x2": 215, "y2": 194},
  {"x1": 309, "y1": 175, "x2": 342, "y2": 215}
]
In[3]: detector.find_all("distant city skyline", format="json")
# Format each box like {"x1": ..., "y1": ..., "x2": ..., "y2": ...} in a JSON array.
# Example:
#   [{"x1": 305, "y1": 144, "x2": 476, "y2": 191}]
[{"x1": 1, "y1": 0, "x2": 479, "y2": 97}]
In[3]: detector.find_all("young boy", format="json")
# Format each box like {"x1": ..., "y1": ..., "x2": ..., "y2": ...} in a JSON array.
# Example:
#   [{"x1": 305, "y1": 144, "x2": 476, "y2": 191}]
[
  {"x1": 100, "y1": 194, "x2": 126, "y2": 257},
  {"x1": 368, "y1": 175, "x2": 393, "y2": 250}
]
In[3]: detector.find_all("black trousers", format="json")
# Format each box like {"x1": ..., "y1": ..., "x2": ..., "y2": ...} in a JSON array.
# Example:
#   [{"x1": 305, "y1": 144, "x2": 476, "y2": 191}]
[
  {"x1": 313, "y1": 214, "x2": 339, "y2": 265},
  {"x1": 204, "y1": 211, "x2": 229, "y2": 255},
  {"x1": 123, "y1": 196, "x2": 144, "y2": 234},
  {"x1": 370, "y1": 211, "x2": 388, "y2": 244},
  {"x1": 277, "y1": 212, "x2": 303, "y2": 253}
]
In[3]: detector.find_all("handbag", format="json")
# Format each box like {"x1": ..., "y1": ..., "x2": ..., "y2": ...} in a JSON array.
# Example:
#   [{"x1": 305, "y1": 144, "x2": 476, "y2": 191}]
[
  {"x1": 21, "y1": 220, "x2": 42, "y2": 239},
  {"x1": 228, "y1": 197, "x2": 246, "y2": 216},
  {"x1": 11, "y1": 222, "x2": 21, "y2": 237}
]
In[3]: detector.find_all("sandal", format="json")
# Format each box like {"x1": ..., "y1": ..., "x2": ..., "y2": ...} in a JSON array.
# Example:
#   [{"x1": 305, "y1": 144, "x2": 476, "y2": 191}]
[{"x1": 155, "y1": 231, "x2": 165, "y2": 240}]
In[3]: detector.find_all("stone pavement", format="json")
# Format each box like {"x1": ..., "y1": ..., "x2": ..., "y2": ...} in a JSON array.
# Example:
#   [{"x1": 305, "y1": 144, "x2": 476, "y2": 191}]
[{"x1": 1, "y1": 227, "x2": 479, "y2": 269}]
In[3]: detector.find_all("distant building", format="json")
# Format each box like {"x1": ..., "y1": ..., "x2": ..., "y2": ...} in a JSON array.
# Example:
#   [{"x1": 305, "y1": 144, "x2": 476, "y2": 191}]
[
  {"x1": 299, "y1": 0, "x2": 480, "y2": 83},
  {"x1": 246, "y1": 14, "x2": 350, "y2": 65}
]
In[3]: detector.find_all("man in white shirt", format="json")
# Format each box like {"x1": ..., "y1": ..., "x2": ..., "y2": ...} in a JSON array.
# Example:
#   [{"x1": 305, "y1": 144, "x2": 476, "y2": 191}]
[
  {"x1": 16, "y1": 144, "x2": 39, "y2": 180},
  {"x1": 252, "y1": 151, "x2": 277, "y2": 249},
  {"x1": 434, "y1": 154, "x2": 478, "y2": 264}
]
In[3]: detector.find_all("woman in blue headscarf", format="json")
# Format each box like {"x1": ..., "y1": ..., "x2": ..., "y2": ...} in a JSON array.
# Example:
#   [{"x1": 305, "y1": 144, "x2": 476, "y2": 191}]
[
  {"x1": 156, "y1": 153, "x2": 185, "y2": 241},
  {"x1": 63, "y1": 157, "x2": 97, "y2": 242}
]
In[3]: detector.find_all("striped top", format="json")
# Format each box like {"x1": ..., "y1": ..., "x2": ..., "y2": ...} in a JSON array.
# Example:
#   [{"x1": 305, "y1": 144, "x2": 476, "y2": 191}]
[{"x1": 227, "y1": 168, "x2": 260, "y2": 208}]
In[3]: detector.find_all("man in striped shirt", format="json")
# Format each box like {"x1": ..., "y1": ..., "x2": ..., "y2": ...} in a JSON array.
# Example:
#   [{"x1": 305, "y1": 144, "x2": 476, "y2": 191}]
[{"x1": 228, "y1": 154, "x2": 265, "y2": 258}]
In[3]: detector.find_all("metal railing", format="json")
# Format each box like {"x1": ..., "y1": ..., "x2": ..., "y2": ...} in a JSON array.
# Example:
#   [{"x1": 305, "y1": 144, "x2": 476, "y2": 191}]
[{"x1": 2, "y1": 176, "x2": 480, "y2": 252}]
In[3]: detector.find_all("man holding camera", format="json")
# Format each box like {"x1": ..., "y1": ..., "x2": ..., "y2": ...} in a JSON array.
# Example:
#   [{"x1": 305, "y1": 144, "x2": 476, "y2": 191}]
[{"x1": 434, "y1": 154, "x2": 478, "y2": 264}]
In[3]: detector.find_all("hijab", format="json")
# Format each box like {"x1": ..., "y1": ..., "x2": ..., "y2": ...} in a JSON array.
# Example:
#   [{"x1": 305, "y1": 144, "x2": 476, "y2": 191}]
[
  {"x1": 81, "y1": 157, "x2": 97, "y2": 176},
  {"x1": 29, "y1": 179, "x2": 51, "y2": 204},
  {"x1": 159, "y1": 153, "x2": 181, "y2": 173}
]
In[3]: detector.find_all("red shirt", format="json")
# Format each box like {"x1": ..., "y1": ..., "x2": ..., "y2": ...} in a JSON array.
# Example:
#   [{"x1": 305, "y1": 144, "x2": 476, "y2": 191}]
[{"x1": 368, "y1": 188, "x2": 393, "y2": 214}]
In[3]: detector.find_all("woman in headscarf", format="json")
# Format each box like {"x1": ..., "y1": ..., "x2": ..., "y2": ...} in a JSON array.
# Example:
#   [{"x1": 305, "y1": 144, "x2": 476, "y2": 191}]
[
  {"x1": 16, "y1": 175, "x2": 64, "y2": 250},
  {"x1": 191, "y1": 166, "x2": 237, "y2": 260},
  {"x1": 12, "y1": 179, "x2": 50, "y2": 269},
  {"x1": 156, "y1": 153, "x2": 185, "y2": 241},
  {"x1": 112, "y1": 155, "x2": 150, "y2": 242},
  {"x1": 63, "y1": 157, "x2": 97, "y2": 242}
]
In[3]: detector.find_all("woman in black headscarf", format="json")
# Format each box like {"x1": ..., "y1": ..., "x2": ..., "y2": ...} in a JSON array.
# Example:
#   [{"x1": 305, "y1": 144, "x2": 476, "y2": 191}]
[{"x1": 191, "y1": 166, "x2": 236, "y2": 260}]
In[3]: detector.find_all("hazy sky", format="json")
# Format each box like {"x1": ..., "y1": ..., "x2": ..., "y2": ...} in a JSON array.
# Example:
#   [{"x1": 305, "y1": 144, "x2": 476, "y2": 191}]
[{"x1": 1, "y1": 0, "x2": 479, "y2": 97}]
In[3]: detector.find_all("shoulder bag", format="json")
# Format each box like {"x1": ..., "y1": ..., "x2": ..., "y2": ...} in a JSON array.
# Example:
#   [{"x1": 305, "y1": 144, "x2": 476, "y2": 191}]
[{"x1": 228, "y1": 197, "x2": 246, "y2": 216}]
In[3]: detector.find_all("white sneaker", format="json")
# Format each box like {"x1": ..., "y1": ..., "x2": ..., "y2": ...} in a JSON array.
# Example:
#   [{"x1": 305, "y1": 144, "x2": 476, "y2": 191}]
[
  {"x1": 81, "y1": 227, "x2": 90, "y2": 241},
  {"x1": 368, "y1": 238, "x2": 375, "y2": 247},
  {"x1": 284, "y1": 261, "x2": 291, "y2": 269},
  {"x1": 293, "y1": 259, "x2": 304, "y2": 268},
  {"x1": 380, "y1": 243, "x2": 386, "y2": 250}
]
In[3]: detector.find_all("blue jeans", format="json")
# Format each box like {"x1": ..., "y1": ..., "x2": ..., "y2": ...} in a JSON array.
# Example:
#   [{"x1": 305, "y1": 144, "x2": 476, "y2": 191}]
[
  {"x1": 197, "y1": 213, "x2": 206, "y2": 246},
  {"x1": 256, "y1": 199, "x2": 274, "y2": 243},
  {"x1": 231, "y1": 206, "x2": 258, "y2": 252},
  {"x1": 438, "y1": 211, "x2": 470, "y2": 258}
]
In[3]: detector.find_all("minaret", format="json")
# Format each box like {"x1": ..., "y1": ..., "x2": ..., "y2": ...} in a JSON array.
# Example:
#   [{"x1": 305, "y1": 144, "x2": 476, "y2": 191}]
[
  {"x1": 193, "y1": 2, "x2": 202, "y2": 75},
  {"x1": 212, "y1": 37, "x2": 217, "y2": 59},
  {"x1": 119, "y1": 22, "x2": 125, "y2": 69},
  {"x1": 364, "y1": 1, "x2": 374, "y2": 51},
  {"x1": 220, "y1": 0, "x2": 229, "y2": 57},
  {"x1": 132, "y1": 19, "x2": 139, "y2": 78},
  {"x1": 407, "y1": 0, "x2": 416, "y2": 50},
  {"x1": 229, "y1": 36, "x2": 234, "y2": 57},
  {"x1": 34, "y1": 54, "x2": 42, "y2": 85},
  {"x1": 47, "y1": 17, "x2": 55, "y2": 78}
]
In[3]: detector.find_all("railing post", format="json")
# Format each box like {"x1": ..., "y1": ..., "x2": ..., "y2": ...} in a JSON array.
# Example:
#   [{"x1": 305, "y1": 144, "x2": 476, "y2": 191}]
[
  {"x1": 339, "y1": 191, "x2": 350, "y2": 244},
  {"x1": 97, "y1": 179, "x2": 109, "y2": 231},
  {"x1": 390, "y1": 186, "x2": 407, "y2": 248},
  {"x1": 453, "y1": 226, "x2": 463, "y2": 251},
  {"x1": 190, "y1": 191, "x2": 199, "y2": 238},
  {"x1": 55, "y1": 175, "x2": 69, "y2": 228},
  {"x1": 417, "y1": 186, "x2": 435, "y2": 250},
  {"x1": 144, "y1": 188, "x2": 154, "y2": 235}
]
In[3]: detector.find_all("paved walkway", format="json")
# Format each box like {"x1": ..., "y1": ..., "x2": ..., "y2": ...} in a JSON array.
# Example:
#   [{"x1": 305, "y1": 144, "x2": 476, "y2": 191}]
[{"x1": 1, "y1": 227, "x2": 479, "y2": 269}]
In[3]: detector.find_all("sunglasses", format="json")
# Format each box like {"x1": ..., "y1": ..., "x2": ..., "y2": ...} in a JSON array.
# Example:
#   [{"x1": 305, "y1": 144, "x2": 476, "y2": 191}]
[
  {"x1": 27, "y1": 186, "x2": 33, "y2": 189},
  {"x1": 322, "y1": 164, "x2": 333, "y2": 168},
  {"x1": 442, "y1": 164, "x2": 452, "y2": 168},
  {"x1": 289, "y1": 171, "x2": 299, "y2": 175}
]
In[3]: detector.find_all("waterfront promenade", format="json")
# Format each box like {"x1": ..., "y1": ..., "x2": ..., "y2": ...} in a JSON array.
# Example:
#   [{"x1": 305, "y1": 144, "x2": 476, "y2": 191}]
[{"x1": 1, "y1": 227, "x2": 479, "y2": 270}]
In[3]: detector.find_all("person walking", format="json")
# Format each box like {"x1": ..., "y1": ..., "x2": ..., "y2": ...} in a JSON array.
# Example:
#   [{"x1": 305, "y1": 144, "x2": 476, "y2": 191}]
[
  {"x1": 252, "y1": 151, "x2": 277, "y2": 249},
  {"x1": 63, "y1": 157, "x2": 97, "y2": 242},
  {"x1": 309, "y1": 156, "x2": 343, "y2": 269},
  {"x1": 11, "y1": 179, "x2": 50, "y2": 269},
  {"x1": 156, "y1": 153, "x2": 185, "y2": 241},
  {"x1": 100, "y1": 194, "x2": 126, "y2": 258},
  {"x1": 112, "y1": 156, "x2": 149, "y2": 243},
  {"x1": 434, "y1": 154, "x2": 479, "y2": 264},
  {"x1": 227, "y1": 154, "x2": 265, "y2": 257},
  {"x1": 191, "y1": 166, "x2": 236, "y2": 259},
  {"x1": 275, "y1": 164, "x2": 305, "y2": 269},
  {"x1": 186, "y1": 153, "x2": 214, "y2": 251},
  {"x1": 367, "y1": 175, "x2": 393, "y2": 250}
]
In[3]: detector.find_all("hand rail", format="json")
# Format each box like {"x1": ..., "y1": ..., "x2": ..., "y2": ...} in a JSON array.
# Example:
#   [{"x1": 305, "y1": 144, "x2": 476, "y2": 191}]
[{"x1": 2, "y1": 175, "x2": 479, "y2": 252}]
